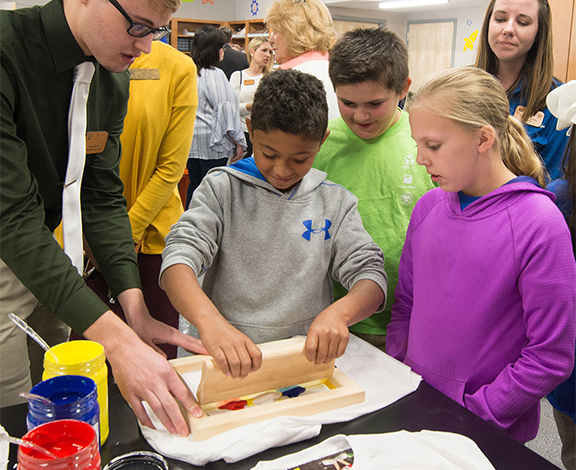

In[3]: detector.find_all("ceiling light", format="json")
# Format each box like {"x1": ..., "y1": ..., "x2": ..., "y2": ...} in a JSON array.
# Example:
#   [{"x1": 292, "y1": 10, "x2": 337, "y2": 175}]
[{"x1": 379, "y1": 0, "x2": 449, "y2": 9}]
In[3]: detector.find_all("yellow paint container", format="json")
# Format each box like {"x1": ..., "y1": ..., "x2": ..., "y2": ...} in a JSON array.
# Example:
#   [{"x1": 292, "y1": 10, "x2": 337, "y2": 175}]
[{"x1": 43, "y1": 340, "x2": 109, "y2": 444}]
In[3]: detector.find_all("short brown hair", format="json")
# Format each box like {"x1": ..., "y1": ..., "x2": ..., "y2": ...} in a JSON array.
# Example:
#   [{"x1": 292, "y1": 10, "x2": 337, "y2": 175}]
[{"x1": 329, "y1": 28, "x2": 408, "y2": 95}]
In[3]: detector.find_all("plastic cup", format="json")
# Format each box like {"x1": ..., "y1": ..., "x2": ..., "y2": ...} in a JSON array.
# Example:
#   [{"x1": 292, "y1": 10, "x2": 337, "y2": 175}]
[
  {"x1": 17, "y1": 419, "x2": 100, "y2": 470},
  {"x1": 43, "y1": 341, "x2": 108, "y2": 444},
  {"x1": 27, "y1": 375, "x2": 100, "y2": 444}
]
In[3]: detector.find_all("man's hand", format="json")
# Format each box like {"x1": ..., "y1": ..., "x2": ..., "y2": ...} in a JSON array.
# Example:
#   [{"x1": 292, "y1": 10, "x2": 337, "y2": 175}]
[
  {"x1": 117, "y1": 288, "x2": 207, "y2": 356},
  {"x1": 84, "y1": 311, "x2": 202, "y2": 436}
]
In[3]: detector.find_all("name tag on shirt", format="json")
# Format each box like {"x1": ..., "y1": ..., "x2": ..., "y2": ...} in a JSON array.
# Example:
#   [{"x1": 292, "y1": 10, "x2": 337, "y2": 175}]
[
  {"x1": 243, "y1": 79, "x2": 255, "y2": 86},
  {"x1": 129, "y1": 68, "x2": 160, "y2": 80},
  {"x1": 513, "y1": 106, "x2": 545, "y2": 128},
  {"x1": 86, "y1": 131, "x2": 109, "y2": 154}
]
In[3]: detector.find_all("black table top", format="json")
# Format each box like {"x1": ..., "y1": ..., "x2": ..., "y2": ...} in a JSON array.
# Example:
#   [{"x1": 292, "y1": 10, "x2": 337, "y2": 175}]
[{"x1": 0, "y1": 381, "x2": 559, "y2": 469}]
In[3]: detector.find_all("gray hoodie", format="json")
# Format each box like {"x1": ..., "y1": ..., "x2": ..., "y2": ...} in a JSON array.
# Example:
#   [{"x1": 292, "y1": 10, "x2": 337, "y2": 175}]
[{"x1": 161, "y1": 158, "x2": 387, "y2": 343}]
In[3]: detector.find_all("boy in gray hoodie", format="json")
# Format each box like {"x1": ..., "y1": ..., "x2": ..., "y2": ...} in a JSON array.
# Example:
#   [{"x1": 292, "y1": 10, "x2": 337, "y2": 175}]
[{"x1": 160, "y1": 69, "x2": 387, "y2": 379}]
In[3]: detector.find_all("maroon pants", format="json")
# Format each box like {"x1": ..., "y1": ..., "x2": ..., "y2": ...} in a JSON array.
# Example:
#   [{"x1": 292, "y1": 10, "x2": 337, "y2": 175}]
[{"x1": 72, "y1": 253, "x2": 179, "y2": 359}]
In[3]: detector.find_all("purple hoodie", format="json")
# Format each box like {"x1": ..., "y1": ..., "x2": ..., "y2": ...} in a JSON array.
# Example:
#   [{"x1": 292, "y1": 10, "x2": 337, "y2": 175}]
[{"x1": 387, "y1": 183, "x2": 576, "y2": 443}]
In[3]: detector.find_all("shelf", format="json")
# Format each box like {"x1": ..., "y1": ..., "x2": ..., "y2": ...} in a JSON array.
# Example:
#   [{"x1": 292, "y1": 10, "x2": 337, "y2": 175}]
[
  {"x1": 170, "y1": 18, "x2": 225, "y2": 55},
  {"x1": 169, "y1": 18, "x2": 269, "y2": 56},
  {"x1": 227, "y1": 19, "x2": 268, "y2": 54}
]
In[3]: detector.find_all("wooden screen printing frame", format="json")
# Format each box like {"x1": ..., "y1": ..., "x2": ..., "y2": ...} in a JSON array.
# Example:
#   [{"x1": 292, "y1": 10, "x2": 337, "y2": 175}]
[{"x1": 169, "y1": 337, "x2": 365, "y2": 441}]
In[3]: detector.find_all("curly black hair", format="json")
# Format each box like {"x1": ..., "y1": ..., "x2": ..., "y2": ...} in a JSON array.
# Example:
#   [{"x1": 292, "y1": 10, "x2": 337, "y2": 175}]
[{"x1": 250, "y1": 69, "x2": 328, "y2": 142}]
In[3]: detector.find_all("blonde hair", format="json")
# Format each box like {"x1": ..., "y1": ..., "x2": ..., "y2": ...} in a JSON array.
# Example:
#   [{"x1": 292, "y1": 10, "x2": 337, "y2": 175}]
[
  {"x1": 265, "y1": 0, "x2": 337, "y2": 59},
  {"x1": 248, "y1": 37, "x2": 273, "y2": 75},
  {"x1": 408, "y1": 67, "x2": 547, "y2": 187},
  {"x1": 474, "y1": 0, "x2": 556, "y2": 123}
]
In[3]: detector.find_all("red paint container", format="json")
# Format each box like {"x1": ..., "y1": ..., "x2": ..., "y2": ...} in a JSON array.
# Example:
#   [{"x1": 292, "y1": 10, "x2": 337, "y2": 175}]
[{"x1": 17, "y1": 420, "x2": 100, "y2": 470}]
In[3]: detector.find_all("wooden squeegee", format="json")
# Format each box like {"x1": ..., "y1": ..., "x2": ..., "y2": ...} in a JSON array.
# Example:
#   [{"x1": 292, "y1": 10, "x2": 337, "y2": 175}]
[{"x1": 169, "y1": 337, "x2": 365, "y2": 440}]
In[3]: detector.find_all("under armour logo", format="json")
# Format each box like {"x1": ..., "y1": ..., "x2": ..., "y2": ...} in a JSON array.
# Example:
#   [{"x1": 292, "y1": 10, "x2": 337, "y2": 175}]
[{"x1": 302, "y1": 219, "x2": 332, "y2": 241}]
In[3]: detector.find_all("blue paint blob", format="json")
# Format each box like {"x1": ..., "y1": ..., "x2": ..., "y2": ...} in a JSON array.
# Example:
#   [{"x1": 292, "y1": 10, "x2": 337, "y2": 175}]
[{"x1": 280, "y1": 386, "x2": 305, "y2": 398}]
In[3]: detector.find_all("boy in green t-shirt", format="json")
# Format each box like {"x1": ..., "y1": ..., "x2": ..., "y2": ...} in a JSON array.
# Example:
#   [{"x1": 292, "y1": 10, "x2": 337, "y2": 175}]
[{"x1": 313, "y1": 28, "x2": 434, "y2": 350}]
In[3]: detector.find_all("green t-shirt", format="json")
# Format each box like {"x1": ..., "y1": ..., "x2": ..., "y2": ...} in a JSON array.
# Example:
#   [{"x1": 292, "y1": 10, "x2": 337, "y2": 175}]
[{"x1": 314, "y1": 111, "x2": 435, "y2": 336}]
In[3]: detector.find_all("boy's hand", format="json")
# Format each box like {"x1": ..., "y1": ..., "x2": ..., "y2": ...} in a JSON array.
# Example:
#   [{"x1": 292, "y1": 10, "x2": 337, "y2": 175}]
[
  {"x1": 161, "y1": 265, "x2": 262, "y2": 378},
  {"x1": 304, "y1": 279, "x2": 385, "y2": 364},
  {"x1": 198, "y1": 317, "x2": 262, "y2": 378},
  {"x1": 305, "y1": 305, "x2": 349, "y2": 364}
]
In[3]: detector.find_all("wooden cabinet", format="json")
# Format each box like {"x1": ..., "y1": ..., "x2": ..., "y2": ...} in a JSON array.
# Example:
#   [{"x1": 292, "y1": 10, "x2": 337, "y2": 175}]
[
  {"x1": 550, "y1": 0, "x2": 576, "y2": 82},
  {"x1": 169, "y1": 18, "x2": 268, "y2": 56},
  {"x1": 169, "y1": 18, "x2": 225, "y2": 56},
  {"x1": 227, "y1": 20, "x2": 269, "y2": 54}
]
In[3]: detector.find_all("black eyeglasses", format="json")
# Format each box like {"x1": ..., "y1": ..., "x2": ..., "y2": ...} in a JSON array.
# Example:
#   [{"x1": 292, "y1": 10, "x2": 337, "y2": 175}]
[{"x1": 108, "y1": 0, "x2": 171, "y2": 40}]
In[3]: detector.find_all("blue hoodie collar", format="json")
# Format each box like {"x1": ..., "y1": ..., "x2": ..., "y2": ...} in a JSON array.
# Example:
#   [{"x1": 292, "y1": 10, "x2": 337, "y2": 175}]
[{"x1": 230, "y1": 157, "x2": 267, "y2": 182}]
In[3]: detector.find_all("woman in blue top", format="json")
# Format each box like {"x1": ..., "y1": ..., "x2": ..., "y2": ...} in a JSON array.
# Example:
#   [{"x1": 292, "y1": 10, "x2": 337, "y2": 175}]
[
  {"x1": 475, "y1": 0, "x2": 569, "y2": 180},
  {"x1": 546, "y1": 80, "x2": 576, "y2": 470}
]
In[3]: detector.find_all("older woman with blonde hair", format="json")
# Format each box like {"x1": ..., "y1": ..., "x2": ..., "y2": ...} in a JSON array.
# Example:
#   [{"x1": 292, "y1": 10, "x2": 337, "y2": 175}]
[
  {"x1": 230, "y1": 37, "x2": 273, "y2": 157},
  {"x1": 265, "y1": 0, "x2": 339, "y2": 119}
]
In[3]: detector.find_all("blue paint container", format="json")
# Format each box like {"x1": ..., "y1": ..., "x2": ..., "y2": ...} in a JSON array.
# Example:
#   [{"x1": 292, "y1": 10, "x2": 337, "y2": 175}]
[{"x1": 26, "y1": 375, "x2": 100, "y2": 445}]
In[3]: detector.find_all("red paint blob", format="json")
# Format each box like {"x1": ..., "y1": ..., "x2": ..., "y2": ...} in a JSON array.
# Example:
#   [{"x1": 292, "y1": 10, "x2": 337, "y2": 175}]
[{"x1": 218, "y1": 400, "x2": 248, "y2": 410}]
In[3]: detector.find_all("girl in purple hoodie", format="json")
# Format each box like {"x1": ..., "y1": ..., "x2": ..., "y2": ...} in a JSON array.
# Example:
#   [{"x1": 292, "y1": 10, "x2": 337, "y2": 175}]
[{"x1": 387, "y1": 67, "x2": 576, "y2": 443}]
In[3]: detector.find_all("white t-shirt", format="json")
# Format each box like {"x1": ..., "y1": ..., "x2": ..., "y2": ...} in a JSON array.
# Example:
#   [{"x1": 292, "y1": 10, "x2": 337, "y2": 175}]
[
  {"x1": 251, "y1": 431, "x2": 496, "y2": 470},
  {"x1": 230, "y1": 69, "x2": 264, "y2": 133}
]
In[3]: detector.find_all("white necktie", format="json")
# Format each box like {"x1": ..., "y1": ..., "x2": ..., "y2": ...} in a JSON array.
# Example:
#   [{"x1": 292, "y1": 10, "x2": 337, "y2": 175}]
[{"x1": 62, "y1": 61, "x2": 95, "y2": 275}]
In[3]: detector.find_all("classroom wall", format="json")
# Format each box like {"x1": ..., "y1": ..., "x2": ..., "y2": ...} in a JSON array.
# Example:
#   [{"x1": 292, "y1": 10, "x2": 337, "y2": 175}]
[
  {"x1": 327, "y1": 5, "x2": 407, "y2": 39},
  {"x1": 233, "y1": 0, "x2": 274, "y2": 20},
  {"x1": 177, "y1": 0, "x2": 235, "y2": 21},
  {"x1": 9, "y1": 0, "x2": 488, "y2": 66},
  {"x1": 173, "y1": 1, "x2": 489, "y2": 70},
  {"x1": 5, "y1": 0, "x2": 472, "y2": 77},
  {"x1": 406, "y1": 3, "x2": 489, "y2": 67},
  {"x1": 177, "y1": 0, "x2": 278, "y2": 21}
]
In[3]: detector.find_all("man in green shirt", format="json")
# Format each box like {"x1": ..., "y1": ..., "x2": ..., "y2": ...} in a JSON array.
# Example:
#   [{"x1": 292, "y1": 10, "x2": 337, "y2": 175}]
[
  {"x1": 0, "y1": 0, "x2": 204, "y2": 437},
  {"x1": 314, "y1": 28, "x2": 435, "y2": 350}
]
